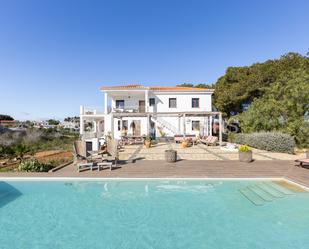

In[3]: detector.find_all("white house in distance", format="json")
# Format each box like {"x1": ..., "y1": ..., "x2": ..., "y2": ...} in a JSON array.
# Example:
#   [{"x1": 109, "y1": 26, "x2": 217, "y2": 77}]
[{"x1": 80, "y1": 84, "x2": 222, "y2": 151}]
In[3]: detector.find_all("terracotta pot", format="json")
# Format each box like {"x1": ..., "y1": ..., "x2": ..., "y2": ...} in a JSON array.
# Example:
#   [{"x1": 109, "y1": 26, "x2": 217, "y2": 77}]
[
  {"x1": 239, "y1": 151, "x2": 253, "y2": 163},
  {"x1": 144, "y1": 140, "x2": 151, "y2": 148},
  {"x1": 181, "y1": 141, "x2": 188, "y2": 148}
]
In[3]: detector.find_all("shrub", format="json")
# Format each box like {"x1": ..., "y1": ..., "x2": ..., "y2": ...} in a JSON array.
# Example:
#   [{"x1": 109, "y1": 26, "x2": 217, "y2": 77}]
[
  {"x1": 227, "y1": 132, "x2": 236, "y2": 143},
  {"x1": 239, "y1": 145, "x2": 251, "y2": 152},
  {"x1": 234, "y1": 132, "x2": 295, "y2": 154},
  {"x1": 18, "y1": 158, "x2": 54, "y2": 172},
  {"x1": 0, "y1": 145, "x2": 15, "y2": 159}
]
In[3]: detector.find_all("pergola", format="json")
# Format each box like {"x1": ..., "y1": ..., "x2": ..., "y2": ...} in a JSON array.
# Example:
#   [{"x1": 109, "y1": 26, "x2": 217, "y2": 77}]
[{"x1": 112, "y1": 111, "x2": 223, "y2": 146}]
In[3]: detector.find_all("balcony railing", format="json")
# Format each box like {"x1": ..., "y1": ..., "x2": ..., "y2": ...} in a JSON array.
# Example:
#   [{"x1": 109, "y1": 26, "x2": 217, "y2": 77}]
[
  {"x1": 81, "y1": 106, "x2": 105, "y2": 115},
  {"x1": 112, "y1": 105, "x2": 145, "y2": 113},
  {"x1": 81, "y1": 131, "x2": 105, "y2": 139}
]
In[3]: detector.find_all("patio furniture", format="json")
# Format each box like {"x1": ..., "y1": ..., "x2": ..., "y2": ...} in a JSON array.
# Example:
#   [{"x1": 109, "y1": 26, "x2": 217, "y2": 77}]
[
  {"x1": 127, "y1": 135, "x2": 143, "y2": 145},
  {"x1": 97, "y1": 161, "x2": 113, "y2": 171},
  {"x1": 200, "y1": 136, "x2": 218, "y2": 146},
  {"x1": 88, "y1": 149, "x2": 107, "y2": 162},
  {"x1": 174, "y1": 134, "x2": 197, "y2": 144},
  {"x1": 103, "y1": 138, "x2": 119, "y2": 167},
  {"x1": 73, "y1": 140, "x2": 94, "y2": 171},
  {"x1": 295, "y1": 158, "x2": 309, "y2": 167},
  {"x1": 77, "y1": 162, "x2": 93, "y2": 172},
  {"x1": 174, "y1": 135, "x2": 183, "y2": 143}
]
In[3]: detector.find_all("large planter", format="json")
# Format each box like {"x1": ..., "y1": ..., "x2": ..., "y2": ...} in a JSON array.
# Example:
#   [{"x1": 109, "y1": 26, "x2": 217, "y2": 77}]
[
  {"x1": 239, "y1": 151, "x2": 253, "y2": 163},
  {"x1": 165, "y1": 150, "x2": 177, "y2": 163}
]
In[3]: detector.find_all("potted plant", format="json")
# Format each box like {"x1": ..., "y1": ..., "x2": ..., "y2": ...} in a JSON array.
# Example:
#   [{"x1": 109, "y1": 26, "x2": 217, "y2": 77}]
[
  {"x1": 181, "y1": 139, "x2": 189, "y2": 148},
  {"x1": 239, "y1": 145, "x2": 253, "y2": 163},
  {"x1": 121, "y1": 128, "x2": 127, "y2": 137},
  {"x1": 144, "y1": 136, "x2": 152, "y2": 148}
]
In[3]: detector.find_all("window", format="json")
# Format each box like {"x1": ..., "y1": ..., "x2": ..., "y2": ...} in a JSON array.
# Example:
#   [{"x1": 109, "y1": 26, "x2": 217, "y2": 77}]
[
  {"x1": 149, "y1": 98, "x2": 155, "y2": 106},
  {"x1": 122, "y1": 120, "x2": 128, "y2": 130},
  {"x1": 192, "y1": 98, "x2": 199, "y2": 108},
  {"x1": 169, "y1": 98, "x2": 177, "y2": 108},
  {"x1": 116, "y1": 100, "x2": 125, "y2": 109},
  {"x1": 192, "y1": 121, "x2": 200, "y2": 131},
  {"x1": 117, "y1": 120, "x2": 121, "y2": 131}
]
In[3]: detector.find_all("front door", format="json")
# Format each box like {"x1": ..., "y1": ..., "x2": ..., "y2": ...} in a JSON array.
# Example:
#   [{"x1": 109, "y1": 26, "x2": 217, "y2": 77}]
[{"x1": 139, "y1": 100, "x2": 145, "y2": 113}]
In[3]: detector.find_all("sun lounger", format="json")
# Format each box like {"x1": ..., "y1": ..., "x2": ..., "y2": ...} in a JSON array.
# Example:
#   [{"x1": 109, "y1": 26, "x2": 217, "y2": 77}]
[
  {"x1": 295, "y1": 158, "x2": 309, "y2": 167},
  {"x1": 174, "y1": 134, "x2": 197, "y2": 144},
  {"x1": 73, "y1": 141, "x2": 95, "y2": 172},
  {"x1": 200, "y1": 136, "x2": 218, "y2": 146},
  {"x1": 102, "y1": 139, "x2": 119, "y2": 167}
]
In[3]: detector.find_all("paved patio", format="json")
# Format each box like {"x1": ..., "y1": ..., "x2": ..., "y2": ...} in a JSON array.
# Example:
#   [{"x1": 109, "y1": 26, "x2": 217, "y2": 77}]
[{"x1": 118, "y1": 142, "x2": 303, "y2": 161}]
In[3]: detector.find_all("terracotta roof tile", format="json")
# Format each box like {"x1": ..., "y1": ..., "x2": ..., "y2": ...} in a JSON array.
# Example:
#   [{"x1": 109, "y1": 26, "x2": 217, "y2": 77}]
[
  {"x1": 100, "y1": 84, "x2": 214, "y2": 92},
  {"x1": 100, "y1": 84, "x2": 146, "y2": 90},
  {"x1": 149, "y1": 86, "x2": 214, "y2": 92}
]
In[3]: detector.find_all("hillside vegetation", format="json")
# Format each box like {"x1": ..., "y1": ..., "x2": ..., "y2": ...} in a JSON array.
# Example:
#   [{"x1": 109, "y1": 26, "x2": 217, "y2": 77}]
[{"x1": 214, "y1": 53, "x2": 309, "y2": 147}]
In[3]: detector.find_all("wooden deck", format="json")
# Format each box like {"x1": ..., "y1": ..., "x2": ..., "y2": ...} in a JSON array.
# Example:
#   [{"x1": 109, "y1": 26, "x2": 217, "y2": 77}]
[{"x1": 1, "y1": 160, "x2": 309, "y2": 188}]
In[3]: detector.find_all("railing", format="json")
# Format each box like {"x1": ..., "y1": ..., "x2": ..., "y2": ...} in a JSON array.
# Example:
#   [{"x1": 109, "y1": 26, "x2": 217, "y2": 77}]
[
  {"x1": 81, "y1": 131, "x2": 105, "y2": 139},
  {"x1": 81, "y1": 106, "x2": 105, "y2": 115},
  {"x1": 151, "y1": 116, "x2": 179, "y2": 134},
  {"x1": 112, "y1": 105, "x2": 145, "y2": 113}
]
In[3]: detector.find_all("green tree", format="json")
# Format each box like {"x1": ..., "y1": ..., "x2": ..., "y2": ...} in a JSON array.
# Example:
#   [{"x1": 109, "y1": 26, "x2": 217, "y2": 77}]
[
  {"x1": 177, "y1": 83, "x2": 213, "y2": 89},
  {"x1": 195, "y1": 83, "x2": 213, "y2": 89},
  {"x1": 0, "y1": 114, "x2": 14, "y2": 120},
  {"x1": 48, "y1": 119, "x2": 60, "y2": 125},
  {"x1": 214, "y1": 53, "x2": 309, "y2": 117},
  {"x1": 238, "y1": 69, "x2": 309, "y2": 147},
  {"x1": 177, "y1": 83, "x2": 194, "y2": 87}
]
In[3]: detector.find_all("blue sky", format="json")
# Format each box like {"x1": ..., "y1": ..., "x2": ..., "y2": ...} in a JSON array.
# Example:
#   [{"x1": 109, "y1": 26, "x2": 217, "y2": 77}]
[{"x1": 0, "y1": 0, "x2": 308, "y2": 120}]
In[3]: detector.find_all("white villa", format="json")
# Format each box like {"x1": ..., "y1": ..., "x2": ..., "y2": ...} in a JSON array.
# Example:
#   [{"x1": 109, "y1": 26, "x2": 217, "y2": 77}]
[{"x1": 80, "y1": 84, "x2": 222, "y2": 151}]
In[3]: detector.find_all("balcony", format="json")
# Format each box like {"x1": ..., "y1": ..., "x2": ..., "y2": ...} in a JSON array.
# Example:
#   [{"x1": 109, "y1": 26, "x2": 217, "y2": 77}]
[
  {"x1": 81, "y1": 131, "x2": 105, "y2": 139},
  {"x1": 112, "y1": 105, "x2": 145, "y2": 113},
  {"x1": 80, "y1": 106, "x2": 105, "y2": 115}
]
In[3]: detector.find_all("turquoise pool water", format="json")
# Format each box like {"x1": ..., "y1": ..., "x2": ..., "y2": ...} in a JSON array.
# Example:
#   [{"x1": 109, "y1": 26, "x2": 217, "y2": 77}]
[{"x1": 0, "y1": 179, "x2": 309, "y2": 249}]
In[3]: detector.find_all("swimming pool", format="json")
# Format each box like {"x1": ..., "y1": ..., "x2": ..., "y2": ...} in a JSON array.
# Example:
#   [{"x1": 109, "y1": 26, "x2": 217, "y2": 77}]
[{"x1": 0, "y1": 179, "x2": 308, "y2": 249}]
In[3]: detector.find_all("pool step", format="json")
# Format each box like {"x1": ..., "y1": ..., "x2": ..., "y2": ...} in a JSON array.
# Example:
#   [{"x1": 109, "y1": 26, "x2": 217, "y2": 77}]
[
  {"x1": 239, "y1": 188, "x2": 265, "y2": 206},
  {"x1": 248, "y1": 186, "x2": 274, "y2": 202},
  {"x1": 256, "y1": 183, "x2": 285, "y2": 198},
  {"x1": 264, "y1": 182, "x2": 294, "y2": 195},
  {"x1": 239, "y1": 181, "x2": 295, "y2": 206}
]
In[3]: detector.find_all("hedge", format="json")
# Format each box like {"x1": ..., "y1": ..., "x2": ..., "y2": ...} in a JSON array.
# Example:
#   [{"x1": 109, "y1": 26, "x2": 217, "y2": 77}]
[{"x1": 234, "y1": 132, "x2": 295, "y2": 154}]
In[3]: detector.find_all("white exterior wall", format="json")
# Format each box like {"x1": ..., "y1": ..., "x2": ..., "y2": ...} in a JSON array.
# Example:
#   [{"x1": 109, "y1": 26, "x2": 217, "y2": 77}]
[
  {"x1": 81, "y1": 89, "x2": 214, "y2": 146},
  {"x1": 112, "y1": 94, "x2": 145, "y2": 110},
  {"x1": 150, "y1": 92, "x2": 212, "y2": 113}
]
